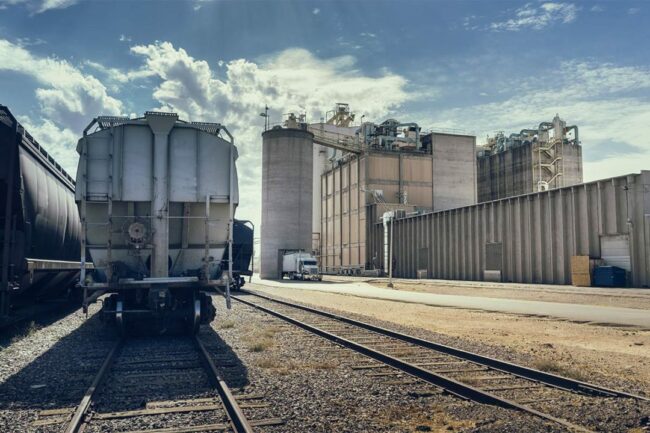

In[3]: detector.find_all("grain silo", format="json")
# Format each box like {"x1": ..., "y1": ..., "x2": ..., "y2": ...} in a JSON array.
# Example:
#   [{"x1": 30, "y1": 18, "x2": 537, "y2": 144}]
[{"x1": 260, "y1": 126, "x2": 314, "y2": 278}]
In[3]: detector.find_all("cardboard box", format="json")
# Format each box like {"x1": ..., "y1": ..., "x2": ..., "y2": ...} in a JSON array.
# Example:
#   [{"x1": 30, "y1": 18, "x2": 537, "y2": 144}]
[
  {"x1": 572, "y1": 272, "x2": 591, "y2": 287},
  {"x1": 571, "y1": 255, "x2": 593, "y2": 287}
]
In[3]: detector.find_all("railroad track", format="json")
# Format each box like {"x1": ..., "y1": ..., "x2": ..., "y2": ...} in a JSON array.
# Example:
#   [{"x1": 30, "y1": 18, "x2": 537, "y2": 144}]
[
  {"x1": 32, "y1": 333, "x2": 283, "y2": 433},
  {"x1": 234, "y1": 290, "x2": 650, "y2": 433}
]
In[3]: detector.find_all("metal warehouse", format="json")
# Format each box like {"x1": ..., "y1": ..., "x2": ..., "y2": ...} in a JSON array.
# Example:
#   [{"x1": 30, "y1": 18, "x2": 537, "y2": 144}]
[{"x1": 368, "y1": 172, "x2": 650, "y2": 286}]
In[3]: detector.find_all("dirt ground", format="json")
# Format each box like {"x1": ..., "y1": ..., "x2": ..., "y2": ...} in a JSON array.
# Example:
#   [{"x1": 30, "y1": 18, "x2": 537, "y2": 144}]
[
  {"x1": 327, "y1": 276, "x2": 650, "y2": 310},
  {"x1": 248, "y1": 282, "x2": 650, "y2": 396}
]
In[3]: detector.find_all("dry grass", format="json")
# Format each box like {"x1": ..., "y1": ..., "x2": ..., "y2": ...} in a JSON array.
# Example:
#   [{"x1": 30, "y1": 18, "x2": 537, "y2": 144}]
[
  {"x1": 246, "y1": 337, "x2": 274, "y2": 352},
  {"x1": 532, "y1": 358, "x2": 589, "y2": 382},
  {"x1": 254, "y1": 356, "x2": 295, "y2": 375},
  {"x1": 243, "y1": 326, "x2": 283, "y2": 352},
  {"x1": 218, "y1": 320, "x2": 236, "y2": 329},
  {"x1": 377, "y1": 403, "x2": 475, "y2": 432},
  {"x1": 255, "y1": 357, "x2": 287, "y2": 369},
  {"x1": 258, "y1": 326, "x2": 282, "y2": 338},
  {"x1": 455, "y1": 375, "x2": 482, "y2": 387}
]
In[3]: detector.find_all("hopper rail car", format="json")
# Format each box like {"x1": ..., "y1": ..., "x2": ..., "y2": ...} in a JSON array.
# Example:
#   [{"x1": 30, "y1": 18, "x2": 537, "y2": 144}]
[
  {"x1": 76, "y1": 112, "x2": 241, "y2": 334},
  {"x1": 0, "y1": 105, "x2": 85, "y2": 328}
]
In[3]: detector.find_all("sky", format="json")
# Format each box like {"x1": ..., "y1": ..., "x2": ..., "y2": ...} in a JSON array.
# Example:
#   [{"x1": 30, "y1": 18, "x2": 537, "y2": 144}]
[{"x1": 0, "y1": 0, "x2": 649, "y2": 230}]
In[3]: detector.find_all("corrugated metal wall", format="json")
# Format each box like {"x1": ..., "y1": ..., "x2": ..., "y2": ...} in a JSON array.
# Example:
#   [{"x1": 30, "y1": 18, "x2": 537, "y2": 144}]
[
  {"x1": 477, "y1": 142, "x2": 583, "y2": 203},
  {"x1": 370, "y1": 172, "x2": 650, "y2": 286}
]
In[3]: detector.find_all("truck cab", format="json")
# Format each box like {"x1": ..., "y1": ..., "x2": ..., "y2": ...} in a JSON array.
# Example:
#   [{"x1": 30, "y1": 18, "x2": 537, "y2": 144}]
[
  {"x1": 282, "y1": 252, "x2": 322, "y2": 281},
  {"x1": 298, "y1": 258, "x2": 320, "y2": 280}
]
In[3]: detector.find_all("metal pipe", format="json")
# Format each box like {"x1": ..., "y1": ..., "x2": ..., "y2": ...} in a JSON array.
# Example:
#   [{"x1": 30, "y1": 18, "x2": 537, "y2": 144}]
[
  {"x1": 388, "y1": 215, "x2": 394, "y2": 288},
  {"x1": 538, "y1": 122, "x2": 554, "y2": 131},
  {"x1": 145, "y1": 112, "x2": 177, "y2": 278},
  {"x1": 382, "y1": 212, "x2": 391, "y2": 276}
]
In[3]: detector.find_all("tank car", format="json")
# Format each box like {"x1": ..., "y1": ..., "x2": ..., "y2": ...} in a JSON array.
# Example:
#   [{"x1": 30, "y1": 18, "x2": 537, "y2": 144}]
[
  {"x1": 76, "y1": 112, "x2": 238, "y2": 333},
  {"x1": 223, "y1": 220, "x2": 254, "y2": 290},
  {"x1": 0, "y1": 105, "x2": 83, "y2": 327}
]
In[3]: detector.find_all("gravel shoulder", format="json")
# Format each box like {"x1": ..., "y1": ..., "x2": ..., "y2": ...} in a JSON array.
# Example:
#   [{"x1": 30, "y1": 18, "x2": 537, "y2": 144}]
[
  {"x1": 0, "y1": 303, "x2": 116, "y2": 433},
  {"x1": 211, "y1": 294, "x2": 565, "y2": 433},
  {"x1": 248, "y1": 282, "x2": 650, "y2": 397}
]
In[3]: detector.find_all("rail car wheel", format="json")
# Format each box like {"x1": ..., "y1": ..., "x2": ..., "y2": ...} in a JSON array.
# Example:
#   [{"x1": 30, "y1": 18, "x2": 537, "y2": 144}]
[
  {"x1": 191, "y1": 297, "x2": 201, "y2": 335},
  {"x1": 115, "y1": 300, "x2": 125, "y2": 336}
]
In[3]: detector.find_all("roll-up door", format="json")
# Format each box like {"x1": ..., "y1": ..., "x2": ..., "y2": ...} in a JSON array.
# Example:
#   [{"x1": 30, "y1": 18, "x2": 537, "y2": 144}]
[{"x1": 600, "y1": 234, "x2": 630, "y2": 271}]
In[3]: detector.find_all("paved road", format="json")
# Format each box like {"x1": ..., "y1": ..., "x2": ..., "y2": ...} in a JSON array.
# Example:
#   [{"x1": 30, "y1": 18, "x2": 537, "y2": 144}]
[{"x1": 250, "y1": 276, "x2": 650, "y2": 328}]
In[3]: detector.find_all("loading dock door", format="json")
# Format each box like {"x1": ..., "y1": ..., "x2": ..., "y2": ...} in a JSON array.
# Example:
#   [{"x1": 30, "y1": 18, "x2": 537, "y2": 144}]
[{"x1": 600, "y1": 234, "x2": 630, "y2": 271}]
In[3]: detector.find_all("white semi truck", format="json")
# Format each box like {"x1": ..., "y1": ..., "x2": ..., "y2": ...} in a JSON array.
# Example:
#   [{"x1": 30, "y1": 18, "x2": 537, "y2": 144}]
[{"x1": 282, "y1": 252, "x2": 322, "y2": 281}]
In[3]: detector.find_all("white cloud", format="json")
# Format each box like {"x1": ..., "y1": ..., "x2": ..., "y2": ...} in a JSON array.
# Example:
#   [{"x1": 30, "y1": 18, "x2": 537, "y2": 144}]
[
  {"x1": 419, "y1": 61, "x2": 650, "y2": 181},
  {"x1": 0, "y1": 40, "x2": 122, "y2": 132},
  {"x1": 36, "y1": 0, "x2": 77, "y2": 13},
  {"x1": 489, "y1": 2, "x2": 578, "y2": 31},
  {"x1": 312, "y1": 8, "x2": 320, "y2": 15},
  {"x1": 628, "y1": 7, "x2": 640, "y2": 15},
  {"x1": 129, "y1": 41, "x2": 410, "y2": 228},
  {"x1": 17, "y1": 116, "x2": 80, "y2": 172},
  {"x1": 360, "y1": 32, "x2": 376, "y2": 38},
  {"x1": 0, "y1": 39, "x2": 123, "y2": 173},
  {"x1": 590, "y1": 5, "x2": 604, "y2": 12},
  {"x1": 84, "y1": 60, "x2": 154, "y2": 88},
  {"x1": 192, "y1": 0, "x2": 213, "y2": 10},
  {"x1": 0, "y1": 0, "x2": 27, "y2": 9},
  {"x1": 0, "y1": 0, "x2": 78, "y2": 13},
  {"x1": 15, "y1": 36, "x2": 46, "y2": 46},
  {"x1": 119, "y1": 34, "x2": 132, "y2": 43}
]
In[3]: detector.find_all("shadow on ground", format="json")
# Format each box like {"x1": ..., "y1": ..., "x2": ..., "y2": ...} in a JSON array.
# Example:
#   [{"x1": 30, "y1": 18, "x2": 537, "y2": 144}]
[{"x1": 0, "y1": 311, "x2": 249, "y2": 421}]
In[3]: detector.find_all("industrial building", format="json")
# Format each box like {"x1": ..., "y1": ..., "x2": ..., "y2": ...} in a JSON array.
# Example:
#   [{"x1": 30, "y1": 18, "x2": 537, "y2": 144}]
[
  {"x1": 369, "y1": 172, "x2": 650, "y2": 286},
  {"x1": 476, "y1": 115, "x2": 583, "y2": 202},
  {"x1": 260, "y1": 104, "x2": 477, "y2": 277},
  {"x1": 259, "y1": 104, "x2": 594, "y2": 281},
  {"x1": 319, "y1": 128, "x2": 476, "y2": 273},
  {"x1": 260, "y1": 126, "x2": 314, "y2": 279}
]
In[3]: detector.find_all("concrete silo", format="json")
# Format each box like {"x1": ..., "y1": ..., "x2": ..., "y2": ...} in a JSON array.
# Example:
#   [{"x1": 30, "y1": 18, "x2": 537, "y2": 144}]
[{"x1": 260, "y1": 127, "x2": 314, "y2": 279}]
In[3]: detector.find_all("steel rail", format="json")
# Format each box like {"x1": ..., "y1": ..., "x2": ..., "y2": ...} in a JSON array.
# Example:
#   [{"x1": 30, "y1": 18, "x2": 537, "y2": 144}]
[
  {"x1": 233, "y1": 294, "x2": 595, "y2": 433},
  {"x1": 194, "y1": 334, "x2": 255, "y2": 433},
  {"x1": 242, "y1": 289, "x2": 649, "y2": 401},
  {"x1": 65, "y1": 338, "x2": 124, "y2": 433},
  {"x1": 65, "y1": 336, "x2": 255, "y2": 433}
]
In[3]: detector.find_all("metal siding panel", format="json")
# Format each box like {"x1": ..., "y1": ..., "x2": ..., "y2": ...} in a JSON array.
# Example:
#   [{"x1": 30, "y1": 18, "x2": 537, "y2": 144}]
[{"x1": 121, "y1": 125, "x2": 153, "y2": 201}]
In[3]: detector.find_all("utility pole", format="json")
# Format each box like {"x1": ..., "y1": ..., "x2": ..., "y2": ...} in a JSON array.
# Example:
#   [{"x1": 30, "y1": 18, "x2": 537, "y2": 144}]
[
  {"x1": 260, "y1": 105, "x2": 269, "y2": 131},
  {"x1": 387, "y1": 214, "x2": 394, "y2": 288}
]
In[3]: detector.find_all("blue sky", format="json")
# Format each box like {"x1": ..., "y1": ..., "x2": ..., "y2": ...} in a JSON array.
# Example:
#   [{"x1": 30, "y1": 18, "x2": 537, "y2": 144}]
[{"x1": 1, "y1": 0, "x2": 649, "y2": 227}]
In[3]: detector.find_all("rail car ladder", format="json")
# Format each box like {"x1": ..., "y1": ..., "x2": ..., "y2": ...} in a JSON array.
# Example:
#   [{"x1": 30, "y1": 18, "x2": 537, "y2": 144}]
[{"x1": 80, "y1": 126, "x2": 115, "y2": 310}]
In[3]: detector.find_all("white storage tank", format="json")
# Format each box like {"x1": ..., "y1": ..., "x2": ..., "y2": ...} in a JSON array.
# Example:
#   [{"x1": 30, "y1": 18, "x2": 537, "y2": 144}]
[{"x1": 260, "y1": 127, "x2": 314, "y2": 279}]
